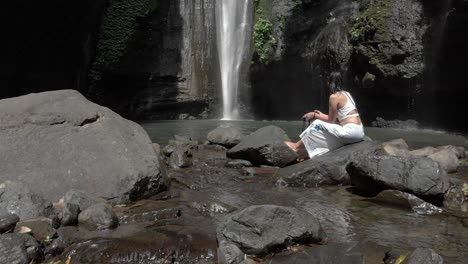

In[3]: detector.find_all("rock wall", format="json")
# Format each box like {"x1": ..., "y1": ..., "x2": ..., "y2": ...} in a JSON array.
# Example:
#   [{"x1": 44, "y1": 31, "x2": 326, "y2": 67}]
[
  {"x1": 248, "y1": 0, "x2": 468, "y2": 131},
  {"x1": 89, "y1": 0, "x2": 219, "y2": 119}
]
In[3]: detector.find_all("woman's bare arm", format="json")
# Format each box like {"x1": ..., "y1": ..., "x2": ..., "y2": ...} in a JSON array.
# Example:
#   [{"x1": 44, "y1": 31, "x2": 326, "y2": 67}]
[{"x1": 313, "y1": 95, "x2": 339, "y2": 124}]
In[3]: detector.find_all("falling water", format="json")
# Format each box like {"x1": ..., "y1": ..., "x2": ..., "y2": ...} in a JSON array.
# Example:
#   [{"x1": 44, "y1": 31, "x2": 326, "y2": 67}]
[{"x1": 216, "y1": 0, "x2": 253, "y2": 120}]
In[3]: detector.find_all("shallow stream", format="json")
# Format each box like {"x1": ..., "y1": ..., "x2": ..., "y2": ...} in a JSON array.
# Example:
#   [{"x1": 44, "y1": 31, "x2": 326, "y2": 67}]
[{"x1": 62, "y1": 120, "x2": 468, "y2": 263}]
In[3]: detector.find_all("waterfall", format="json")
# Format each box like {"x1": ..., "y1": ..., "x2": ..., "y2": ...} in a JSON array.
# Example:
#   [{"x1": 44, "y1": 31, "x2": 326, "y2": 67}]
[{"x1": 216, "y1": 0, "x2": 252, "y2": 120}]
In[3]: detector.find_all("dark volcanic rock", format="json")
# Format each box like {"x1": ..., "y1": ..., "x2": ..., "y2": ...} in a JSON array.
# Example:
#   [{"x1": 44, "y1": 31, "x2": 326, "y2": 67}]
[
  {"x1": 60, "y1": 203, "x2": 80, "y2": 226},
  {"x1": 402, "y1": 248, "x2": 444, "y2": 264},
  {"x1": 347, "y1": 155, "x2": 449, "y2": 203},
  {"x1": 227, "y1": 126, "x2": 298, "y2": 167},
  {"x1": 169, "y1": 149, "x2": 192, "y2": 169},
  {"x1": 375, "y1": 190, "x2": 442, "y2": 215},
  {"x1": 217, "y1": 205, "x2": 325, "y2": 257},
  {"x1": 371, "y1": 117, "x2": 419, "y2": 129},
  {"x1": 0, "y1": 213, "x2": 19, "y2": 234},
  {"x1": 207, "y1": 126, "x2": 244, "y2": 147},
  {"x1": 78, "y1": 203, "x2": 118, "y2": 230},
  {"x1": 63, "y1": 190, "x2": 108, "y2": 211},
  {"x1": 276, "y1": 141, "x2": 382, "y2": 187},
  {"x1": 0, "y1": 181, "x2": 53, "y2": 219},
  {"x1": 0, "y1": 233, "x2": 42, "y2": 264},
  {"x1": 0, "y1": 90, "x2": 167, "y2": 203}
]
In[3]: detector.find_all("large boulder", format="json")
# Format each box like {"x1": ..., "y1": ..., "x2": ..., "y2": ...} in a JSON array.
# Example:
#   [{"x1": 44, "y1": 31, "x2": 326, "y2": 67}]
[
  {"x1": 0, "y1": 90, "x2": 167, "y2": 203},
  {"x1": 0, "y1": 181, "x2": 53, "y2": 220},
  {"x1": 410, "y1": 146, "x2": 461, "y2": 173},
  {"x1": 217, "y1": 205, "x2": 325, "y2": 260},
  {"x1": 347, "y1": 155, "x2": 449, "y2": 204},
  {"x1": 207, "y1": 126, "x2": 244, "y2": 147},
  {"x1": 382, "y1": 138, "x2": 410, "y2": 157},
  {"x1": 276, "y1": 141, "x2": 382, "y2": 187},
  {"x1": 227, "y1": 126, "x2": 298, "y2": 167}
]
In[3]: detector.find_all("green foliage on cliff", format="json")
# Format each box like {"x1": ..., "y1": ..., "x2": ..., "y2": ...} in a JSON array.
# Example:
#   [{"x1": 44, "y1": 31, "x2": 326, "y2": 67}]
[
  {"x1": 254, "y1": 9, "x2": 276, "y2": 64},
  {"x1": 349, "y1": 0, "x2": 394, "y2": 44},
  {"x1": 88, "y1": 0, "x2": 158, "y2": 88}
]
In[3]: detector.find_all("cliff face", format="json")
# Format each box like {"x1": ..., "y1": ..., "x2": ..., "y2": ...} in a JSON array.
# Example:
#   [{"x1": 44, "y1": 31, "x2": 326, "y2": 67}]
[
  {"x1": 89, "y1": 0, "x2": 219, "y2": 119},
  {"x1": 248, "y1": 0, "x2": 468, "y2": 131}
]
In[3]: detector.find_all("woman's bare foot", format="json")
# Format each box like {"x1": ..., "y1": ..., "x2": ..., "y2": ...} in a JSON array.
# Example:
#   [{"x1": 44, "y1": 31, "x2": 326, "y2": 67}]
[{"x1": 284, "y1": 141, "x2": 299, "y2": 152}]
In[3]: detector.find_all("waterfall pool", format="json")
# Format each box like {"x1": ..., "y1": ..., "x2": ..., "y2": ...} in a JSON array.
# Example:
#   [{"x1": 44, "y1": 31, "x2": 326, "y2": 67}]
[{"x1": 140, "y1": 119, "x2": 468, "y2": 149}]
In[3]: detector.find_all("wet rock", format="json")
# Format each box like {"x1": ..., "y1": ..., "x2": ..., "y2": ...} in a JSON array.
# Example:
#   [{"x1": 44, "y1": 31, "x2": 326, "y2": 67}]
[
  {"x1": 207, "y1": 126, "x2": 244, "y2": 147},
  {"x1": 0, "y1": 90, "x2": 166, "y2": 203},
  {"x1": 169, "y1": 149, "x2": 191, "y2": 169},
  {"x1": 437, "y1": 145, "x2": 465, "y2": 159},
  {"x1": 227, "y1": 126, "x2": 298, "y2": 167},
  {"x1": 163, "y1": 136, "x2": 198, "y2": 157},
  {"x1": 428, "y1": 149, "x2": 459, "y2": 173},
  {"x1": 0, "y1": 233, "x2": 42, "y2": 264},
  {"x1": 64, "y1": 190, "x2": 108, "y2": 211},
  {"x1": 14, "y1": 217, "x2": 56, "y2": 242},
  {"x1": 375, "y1": 190, "x2": 442, "y2": 215},
  {"x1": 443, "y1": 183, "x2": 468, "y2": 218},
  {"x1": 410, "y1": 146, "x2": 438, "y2": 157},
  {"x1": 190, "y1": 201, "x2": 236, "y2": 217},
  {"x1": 0, "y1": 181, "x2": 53, "y2": 219},
  {"x1": 266, "y1": 242, "x2": 365, "y2": 264},
  {"x1": 384, "y1": 249, "x2": 410, "y2": 264},
  {"x1": 192, "y1": 144, "x2": 227, "y2": 167},
  {"x1": 463, "y1": 218, "x2": 468, "y2": 228},
  {"x1": 410, "y1": 146, "x2": 461, "y2": 173},
  {"x1": 0, "y1": 213, "x2": 19, "y2": 234},
  {"x1": 362, "y1": 72, "x2": 376, "y2": 89},
  {"x1": 383, "y1": 138, "x2": 410, "y2": 157},
  {"x1": 347, "y1": 155, "x2": 449, "y2": 204},
  {"x1": 226, "y1": 159, "x2": 253, "y2": 168},
  {"x1": 60, "y1": 203, "x2": 80, "y2": 226},
  {"x1": 78, "y1": 203, "x2": 118, "y2": 230},
  {"x1": 401, "y1": 248, "x2": 443, "y2": 264},
  {"x1": 44, "y1": 235, "x2": 67, "y2": 257},
  {"x1": 218, "y1": 240, "x2": 244, "y2": 264},
  {"x1": 371, "y1": 117, "x2": 418, "y2": 129},
  {"x1": 276, "y1": 141, "x2": 382, "y2": 187},
  {"x1": 217, "y1": 205, "x2": 325, "y2": 257}
]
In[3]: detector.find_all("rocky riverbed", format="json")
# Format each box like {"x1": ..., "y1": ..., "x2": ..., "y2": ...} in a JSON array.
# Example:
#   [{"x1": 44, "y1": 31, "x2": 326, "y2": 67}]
[{"x1": 1, "y1": 91, "x2": 468, "y2": 264}]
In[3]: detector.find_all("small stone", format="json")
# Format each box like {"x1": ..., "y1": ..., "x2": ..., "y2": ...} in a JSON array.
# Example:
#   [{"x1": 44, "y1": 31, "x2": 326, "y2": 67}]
[
  {"x1": 63, "y1": 190, "x2": 107, "y2": 211},
  {"x1": 169, "y1": 149, "x2": 191, "y2": 169},
  {"x1": 78, "y1": 203, "x2": 118, "y2": 230},
  {"x1": 0, "y1": 213, "x2": 20, "y2": 234},
  {"x1": 226, "y1": 159, "x2": 253, "y2": 168},
  {"x1": 61, "y1": 203, "x2": 80, "y2": 226},
  {"x1": 14, "y1": 217, "x2": 56, "y2": 242}
]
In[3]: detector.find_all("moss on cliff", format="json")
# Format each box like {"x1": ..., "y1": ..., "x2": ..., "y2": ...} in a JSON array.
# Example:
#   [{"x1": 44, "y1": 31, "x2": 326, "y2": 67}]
[
  {"x1": 349, "y1": 0, "x2": 394, "y2": 43},
  {"x1": 253, "y1": 1, "x2": 276, "y2": 64},
  {"x1": 89, "y1": 0, "x2": 158, "y2": 87}
]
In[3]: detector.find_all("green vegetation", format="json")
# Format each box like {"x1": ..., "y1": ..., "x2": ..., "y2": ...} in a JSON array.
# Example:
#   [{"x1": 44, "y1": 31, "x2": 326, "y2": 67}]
[
  {"x1": 349, "y1": 0, "x2": 394, "y2": 44},
  {"x1": 253, "y1": 9, "x2": 276, "y2": 64},
  {"x1": 88, "y1": 0, "x2": 158, "y2": 87}
]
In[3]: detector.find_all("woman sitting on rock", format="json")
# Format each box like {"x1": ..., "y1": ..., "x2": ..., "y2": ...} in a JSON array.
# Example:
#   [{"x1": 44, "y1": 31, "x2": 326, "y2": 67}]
[{"x1": 285, "y1": 71, "x2": 365, "y2": 159}]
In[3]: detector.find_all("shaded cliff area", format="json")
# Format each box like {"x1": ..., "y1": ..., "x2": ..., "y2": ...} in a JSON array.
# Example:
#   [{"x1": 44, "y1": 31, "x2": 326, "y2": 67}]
[{"x1": 2, "y1": 0, "x2": 468, "y2": 131}]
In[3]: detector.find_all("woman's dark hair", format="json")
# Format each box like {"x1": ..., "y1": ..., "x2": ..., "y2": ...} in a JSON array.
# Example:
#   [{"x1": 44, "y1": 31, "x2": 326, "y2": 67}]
[{"x1": 327, "y1": 71, "x2": 343, "y2": 94}]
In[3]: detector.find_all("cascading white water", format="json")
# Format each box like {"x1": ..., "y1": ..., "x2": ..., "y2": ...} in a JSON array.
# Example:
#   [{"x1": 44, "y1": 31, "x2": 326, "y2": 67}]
[{"x1": 216, "y1": 0, "x2": 252, "y2": 120}]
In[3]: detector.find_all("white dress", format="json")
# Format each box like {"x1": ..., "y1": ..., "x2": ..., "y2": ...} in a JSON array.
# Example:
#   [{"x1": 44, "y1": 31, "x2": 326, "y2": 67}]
[{"x1": 300, "y1": 91, "x2": 365, "y2": 158}]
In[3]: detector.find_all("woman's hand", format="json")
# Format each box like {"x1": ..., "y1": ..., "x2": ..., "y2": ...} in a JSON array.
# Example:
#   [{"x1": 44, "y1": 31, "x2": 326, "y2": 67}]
[
  {"x1": 302, "y1": 112, "x2": 315, "y2": 121},
  {"x1": 313, "y1": 110, "x2": 322, "y2": 116}
]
